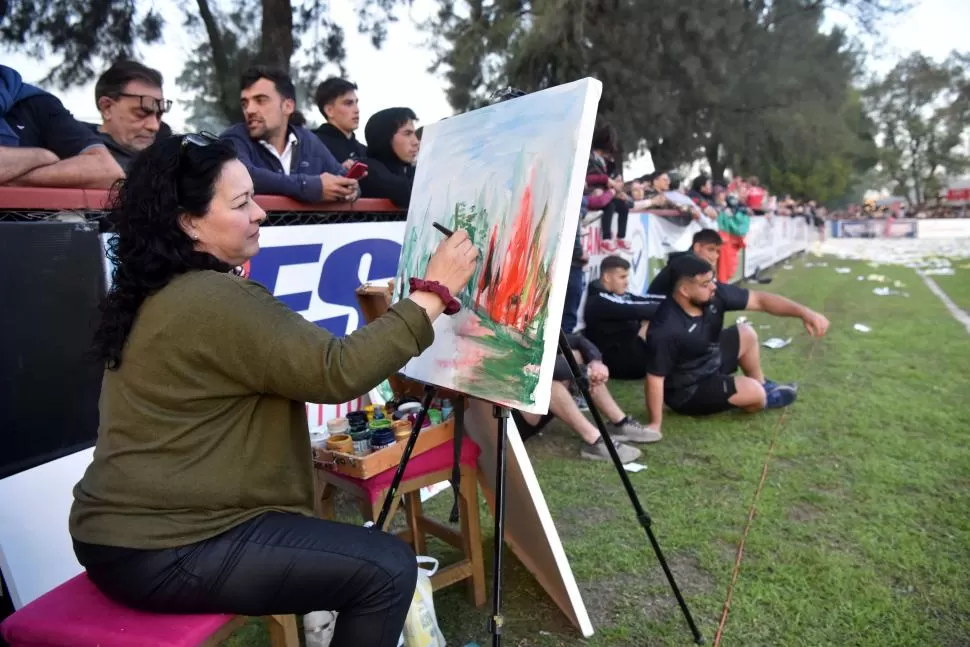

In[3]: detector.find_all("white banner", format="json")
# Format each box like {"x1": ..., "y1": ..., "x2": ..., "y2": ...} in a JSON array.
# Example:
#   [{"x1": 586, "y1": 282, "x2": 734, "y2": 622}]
[
  {"x1": 105, "y1": 222, "x2": 408, "y2": 430},
  {"x1": 916, "y1": 218, "x2": 970, "y2": 239},
  {"x1": 743, "y1": 216, "x2": 813, "y2": 277},
  {"x1": 246, "y1": 222, "x2": 407, "y2": 429}
]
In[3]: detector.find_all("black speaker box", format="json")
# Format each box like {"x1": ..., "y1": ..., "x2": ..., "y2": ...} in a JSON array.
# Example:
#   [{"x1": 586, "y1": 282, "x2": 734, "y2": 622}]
[{"x1": 0, "y1": 220, "x2": 104, "y2": 480}]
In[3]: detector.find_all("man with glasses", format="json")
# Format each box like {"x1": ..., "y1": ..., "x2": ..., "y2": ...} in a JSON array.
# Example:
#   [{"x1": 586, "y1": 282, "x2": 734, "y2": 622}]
[
  {"x1": 643, "y1": 254, "x2": 827, "y2": 433},
  {"x1": 92, "y1": 60, "x2": 171, "y2": 171},
  {"x1": 0, "y1": 64, "x2": 125, "y2": 188}
]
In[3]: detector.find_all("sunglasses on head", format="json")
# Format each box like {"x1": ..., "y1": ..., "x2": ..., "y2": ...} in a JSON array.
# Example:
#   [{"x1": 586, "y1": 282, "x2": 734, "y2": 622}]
[
  {"x1": 181, "y1": 131, "x2": 220, "y2": 151},
  {"x1": 115, "y1": 93, "x2": 173, "y2": 116}
]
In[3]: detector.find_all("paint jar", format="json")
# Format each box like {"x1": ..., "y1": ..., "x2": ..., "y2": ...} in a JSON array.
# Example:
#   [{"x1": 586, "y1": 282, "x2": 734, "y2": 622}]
[
  {"x1": 326, "y1": 433, "x2": 353, "y2": 454},
  {"x1": 372, "y1": 407, "x2": 385, "y2": 421},
  {"x1": 349, "y1": 430, "x2": 372, "y2": 456},
  {"x1": 397, "y1": 402, "x2": 422, "y2": 418},
  {"x1": 370, "y1": 425, "x2": 396, "y2": 452},
  {"x1": 364, "y1": 404, "x2": 377, "y2": 420},
  {"x1": 392, "y1": 419, "x2": 412, "y2": 443},
  {"x1": 441, "y1": 399, "x2": 453, "y2": 420},
  {"x1": 326, "y1": 417, "x2": 349, "y2": 435},
  {"x1": 347, "y1": 410, "x2": 368, "y2": 427},
  {"x1": 427, "y1": 408, "x2": 442, "y2": 426},
  {"x1": 309, "y1": 431, "x2": 329, "y2": 450}
]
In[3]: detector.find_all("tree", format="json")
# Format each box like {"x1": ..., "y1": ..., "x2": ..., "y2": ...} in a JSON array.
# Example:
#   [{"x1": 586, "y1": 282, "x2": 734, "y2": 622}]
[
  {"x1": 0, "y1": 0, "x2": 398, "y2": 128},
  {"x1": 422, "y1": 0, "x2": 904, "y2": 184},
  {"x1": 865, "y1": 52, "x2": 970, "y2": 205}
]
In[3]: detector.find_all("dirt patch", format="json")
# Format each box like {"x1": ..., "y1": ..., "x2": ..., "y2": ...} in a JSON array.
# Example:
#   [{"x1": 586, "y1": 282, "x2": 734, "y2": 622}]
[
  {"x1": 786, "y1": 502, "x2": 825, "y2": 523},
  {"x1": 581, "y1": 553, "x2": 717, "y2": 626},
  {"x1": 554, "y1": 504, "x2": 619, "y2": 541},
  {"x1": 714, "y1": 538, "x2": 739, "y2": 563}
]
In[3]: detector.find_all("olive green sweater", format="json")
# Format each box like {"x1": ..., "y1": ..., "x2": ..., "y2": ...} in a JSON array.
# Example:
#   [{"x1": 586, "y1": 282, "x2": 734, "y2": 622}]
[{"x1": 70, "y1": 270, "x2": 433, "y2": 549}]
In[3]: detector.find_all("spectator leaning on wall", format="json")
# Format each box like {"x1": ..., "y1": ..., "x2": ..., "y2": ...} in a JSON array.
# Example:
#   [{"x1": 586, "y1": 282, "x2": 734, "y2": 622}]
[{"x1": 0, "y1": 65, "x2": 125, "y2": 188}]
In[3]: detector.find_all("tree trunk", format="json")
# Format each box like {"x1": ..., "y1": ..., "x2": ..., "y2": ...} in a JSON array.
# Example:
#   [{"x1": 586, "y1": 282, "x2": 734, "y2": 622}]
[
  {"x1": 706, "y1": 137, "x2": 725, "y2": 184},
  {"x1": 259, "y1": 0, "x2": 294, "y2": 69},
  {"x1": 195, "y1": 0, "x2": 238, "y2": 124}
]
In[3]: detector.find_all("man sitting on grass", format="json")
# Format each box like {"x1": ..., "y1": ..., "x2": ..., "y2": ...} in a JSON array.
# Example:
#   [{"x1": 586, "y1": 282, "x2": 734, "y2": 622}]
[
  {"x1": 512, "y1": 333, "x2": 660, "y2": 464},
  {"x1": 643, "y1": 255, "x2": 829, "y2": 432},
  {"x1": 584, "y1": 255, "x2": 665, "y2": 379}
]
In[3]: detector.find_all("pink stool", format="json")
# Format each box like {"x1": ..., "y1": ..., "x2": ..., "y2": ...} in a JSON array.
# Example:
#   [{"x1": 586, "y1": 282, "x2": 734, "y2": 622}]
[
  {"x1": 314, "y1": 437, "x2": 487, "y2": 607},
  {"x1": 0, "y1": 573, "x2": 298, "y2": 647}
]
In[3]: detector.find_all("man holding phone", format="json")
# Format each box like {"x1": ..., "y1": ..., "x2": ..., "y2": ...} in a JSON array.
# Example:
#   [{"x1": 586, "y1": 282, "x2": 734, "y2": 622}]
[{"x1": 221, "y1": 66, "x2": 360, "y2": 203}]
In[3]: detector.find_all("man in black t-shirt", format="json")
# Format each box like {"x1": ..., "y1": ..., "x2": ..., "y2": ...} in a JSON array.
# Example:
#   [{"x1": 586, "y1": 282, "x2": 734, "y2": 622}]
[
  {"x1": 643, "y1": 255, "x2": 829, "y2": 432},
  {"x1": 1, "y1": 65, "x2": 125, "y2": 188}
]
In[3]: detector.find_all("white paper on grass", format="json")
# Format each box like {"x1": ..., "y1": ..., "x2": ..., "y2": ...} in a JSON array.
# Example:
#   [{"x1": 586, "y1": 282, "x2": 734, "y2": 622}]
[
  {"x1": 836, "y1": 267, "x2": 852, "y2": 274},
  {"x1": 762, "y1": 337, "x2": 792, "y2": 350},
  {"x1": 392, "y1": 79, "x2": 603, "y2": 415},
  {"x1": 854, "y1": 323, "x2": 872, "y2": 333},
  {"x1": 623, "y1": 462, "x2": 648, "y2": 473}
]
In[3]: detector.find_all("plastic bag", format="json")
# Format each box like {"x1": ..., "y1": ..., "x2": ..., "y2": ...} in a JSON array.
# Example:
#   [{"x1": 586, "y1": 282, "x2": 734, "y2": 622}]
[{"x1": 402, "y1": 556, "x2": 446, "y2": 647}]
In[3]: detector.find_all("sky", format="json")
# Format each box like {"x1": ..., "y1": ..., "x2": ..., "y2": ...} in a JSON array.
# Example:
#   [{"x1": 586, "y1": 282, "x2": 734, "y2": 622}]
[{"x1": 4, "y1": 0, "x2": 968, "y2": 178}]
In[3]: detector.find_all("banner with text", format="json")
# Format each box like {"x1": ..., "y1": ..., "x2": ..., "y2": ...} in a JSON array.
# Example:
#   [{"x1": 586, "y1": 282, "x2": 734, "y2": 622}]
[{"x1": 104, "y1": 222, "x2": 407, "y2": 430}]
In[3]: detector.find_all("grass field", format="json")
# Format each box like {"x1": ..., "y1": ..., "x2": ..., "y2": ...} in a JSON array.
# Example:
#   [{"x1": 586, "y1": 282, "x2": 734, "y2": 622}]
[{"x1": 224, "y1": 254, "x2": 970, "y2": 647}]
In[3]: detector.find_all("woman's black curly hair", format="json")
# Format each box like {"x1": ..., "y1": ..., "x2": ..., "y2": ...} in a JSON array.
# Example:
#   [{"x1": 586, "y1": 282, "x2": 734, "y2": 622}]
[{"x1": 94, "y1": 134, "x2": 239, "y2": 369}]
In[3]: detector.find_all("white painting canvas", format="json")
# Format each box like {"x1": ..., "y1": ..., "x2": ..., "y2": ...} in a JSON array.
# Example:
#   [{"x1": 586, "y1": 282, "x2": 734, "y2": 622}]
[{"x1": 393, "y1": 78, "x2": 602, "y2": 414}]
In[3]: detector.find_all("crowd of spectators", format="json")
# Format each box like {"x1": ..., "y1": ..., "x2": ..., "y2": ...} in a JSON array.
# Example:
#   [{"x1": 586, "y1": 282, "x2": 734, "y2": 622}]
[{"x1": 0, "y1": 60, "x2": 419, "y2": 209}]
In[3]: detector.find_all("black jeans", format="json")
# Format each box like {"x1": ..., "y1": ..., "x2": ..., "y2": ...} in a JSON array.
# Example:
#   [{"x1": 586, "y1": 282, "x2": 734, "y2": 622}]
[
  {"x1": 74, "y1": 512, "x2": 417, "y2": 647},
  {"x1": 562, "y1": 264, "x2": 586, "y2": 333},
  {"x1": 600, "y1": 198, "x2": 629, "y2": 240}
]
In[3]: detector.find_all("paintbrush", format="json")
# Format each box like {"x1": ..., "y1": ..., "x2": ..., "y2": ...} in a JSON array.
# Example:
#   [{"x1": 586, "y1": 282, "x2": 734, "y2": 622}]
[{"x1": 432, "y1": 222, "x2": 454, "y2": 237}]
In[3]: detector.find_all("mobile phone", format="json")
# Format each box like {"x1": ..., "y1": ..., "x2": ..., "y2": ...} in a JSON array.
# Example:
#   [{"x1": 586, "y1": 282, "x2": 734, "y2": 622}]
[{"x1": 346, "y1": 161, "x2": 368, "y2": 180}]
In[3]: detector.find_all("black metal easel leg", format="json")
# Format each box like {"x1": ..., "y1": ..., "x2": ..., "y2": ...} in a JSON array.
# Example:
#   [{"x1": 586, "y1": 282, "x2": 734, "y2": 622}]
[
  {"x1": 490, "y1": 405, "x2": 509, "y2": 647},
  {"x1": 558, "y1": 330, "x2": 704, "y2": 644},
  {"x1": 375, "y1": 385, "x2": 437, "y2": 530}
]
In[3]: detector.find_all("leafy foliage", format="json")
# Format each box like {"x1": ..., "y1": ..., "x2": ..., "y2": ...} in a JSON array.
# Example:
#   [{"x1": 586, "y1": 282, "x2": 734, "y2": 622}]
[
  {"x1": 0, "y1": 0, "x2": 399, "y2": 128},
  {"x1": 864, "y1": 52, "x2": 970, "y2": 204}
]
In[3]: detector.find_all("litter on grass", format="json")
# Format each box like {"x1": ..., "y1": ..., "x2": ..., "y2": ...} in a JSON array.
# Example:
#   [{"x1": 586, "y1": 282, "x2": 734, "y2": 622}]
[
  {"x1": 873, "y1": 287, "x2": 909, "y2": 297},
  {"x1": 623, "y1": 462, "x2": 647, "y2": 473},
  {"x1": 836, "y1": 267, "x2": 852, "y2": 274},
  {"x1": 854, "y1": 323, "x2": 872, "y2": 333},
  {"x1": 763, "y1": 337, "x2": 793, "y2": 349}
]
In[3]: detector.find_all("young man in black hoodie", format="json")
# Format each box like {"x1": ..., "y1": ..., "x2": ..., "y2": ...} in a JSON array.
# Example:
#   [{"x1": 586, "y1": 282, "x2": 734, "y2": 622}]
[
  {"x1": 584, "y1": 255, "x2": 665, "y2": 379},
  {"x1": 360, "y1": 107, "x2": 418, "y2": 208}
]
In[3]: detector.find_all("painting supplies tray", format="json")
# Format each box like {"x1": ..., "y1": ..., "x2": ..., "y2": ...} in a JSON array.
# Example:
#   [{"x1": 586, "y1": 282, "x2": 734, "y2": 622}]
[{"x1": 313, "y1": 417, "x2": 454, "y2": 480}]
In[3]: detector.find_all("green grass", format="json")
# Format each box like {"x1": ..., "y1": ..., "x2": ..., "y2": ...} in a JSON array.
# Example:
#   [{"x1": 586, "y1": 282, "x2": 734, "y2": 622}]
[
  {"x1": 226, "y1": 256, "x2": 970, "y2": 647},
  {"x1": 930, "y1": 262, "x2": 970, "y2": 313}
]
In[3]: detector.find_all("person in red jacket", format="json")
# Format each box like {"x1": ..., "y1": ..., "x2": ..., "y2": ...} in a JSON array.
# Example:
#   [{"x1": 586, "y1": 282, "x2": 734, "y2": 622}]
[{"x1": 745, "y1": 176, "x2": 766, "y2": 214}]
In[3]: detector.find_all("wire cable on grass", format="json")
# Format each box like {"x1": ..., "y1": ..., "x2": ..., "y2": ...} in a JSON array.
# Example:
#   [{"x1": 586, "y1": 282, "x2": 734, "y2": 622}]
[{"x1": 712, "y1": 340, "x2": 821, "y2": 647}]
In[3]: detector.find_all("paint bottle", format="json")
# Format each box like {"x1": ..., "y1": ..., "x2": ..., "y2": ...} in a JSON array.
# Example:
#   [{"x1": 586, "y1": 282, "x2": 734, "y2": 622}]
[
  {"x1": 392, "y1": 419, "x2": 412, "y2": 443},
  {"x1": 427, "y1": 408, "x2": 442, "y2": 426},
  {"x1": 326, "y1": 417, "x2": 349, "y2": 435},
  {"x1": 370, "y1": 419, "x2": 395, "y2": 451},
  {"x1": 349, "y1": 429, "x2": 372, "y2": 455},
  {"x1": 326, "y1": 434, "x2": 353, "y2": 454},
  {"x1": 441, "y1": 399, "x2": 453, "y2": 420}
]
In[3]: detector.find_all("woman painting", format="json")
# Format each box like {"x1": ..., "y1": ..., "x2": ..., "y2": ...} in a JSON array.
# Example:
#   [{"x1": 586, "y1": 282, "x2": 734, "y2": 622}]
[{"x1": 69, "y1": 133, "x2": 478, "y2": 646}]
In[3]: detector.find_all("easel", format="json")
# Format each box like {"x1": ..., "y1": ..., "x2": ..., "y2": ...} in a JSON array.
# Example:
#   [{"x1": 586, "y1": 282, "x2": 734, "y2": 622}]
[
  {"x1": 373, "y1": 384, "x2": 512, "y2": 645},
  {"x1": 359, "y1": 285, "x2": 701, "y2": 645}
]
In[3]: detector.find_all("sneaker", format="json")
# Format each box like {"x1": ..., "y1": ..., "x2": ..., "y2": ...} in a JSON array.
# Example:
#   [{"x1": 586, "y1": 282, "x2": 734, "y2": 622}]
[
  {"x1": 617, "y1": 239, "x2": 633, "y2": 252},
  {"x1": 600, "y1": 239, "x2": 618, "y2": 253},
  {"x1": 765, "y1": 384, "x2": 797, "y2": 409},
  {"x1": 608, "y1": 418, "x2": 662, "y2": 443},
  {"x1": 573, "y1": 394, "x2": 589, "y2": 411},
  {"x1": 580, "y1": 437, "x2": 642, "y2": 463},
  {"x1": 763, "y1": 379, "x2": 797, "y2": 392}
]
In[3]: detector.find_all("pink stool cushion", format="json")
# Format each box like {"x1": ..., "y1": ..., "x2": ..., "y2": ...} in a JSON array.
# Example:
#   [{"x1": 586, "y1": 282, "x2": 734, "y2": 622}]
[
  {"x1": 0, "y1": 573, "x2": 234, "y2": 647},
  {"x1": 330, "y1": 437, "x2": 481, "y2": 503}
]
